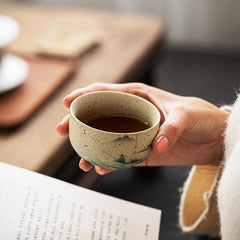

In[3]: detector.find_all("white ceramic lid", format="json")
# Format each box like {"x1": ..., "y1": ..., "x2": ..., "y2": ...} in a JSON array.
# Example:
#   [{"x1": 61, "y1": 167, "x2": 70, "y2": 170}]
[{"x1": 0, "y1": 15, "x2": 20, "y2": 49}]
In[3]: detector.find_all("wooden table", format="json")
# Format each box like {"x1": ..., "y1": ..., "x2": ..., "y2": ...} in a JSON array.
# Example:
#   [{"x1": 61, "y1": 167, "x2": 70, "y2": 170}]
[{"x1": 0, "y1": 4, "x2": 164, "y2": 177}]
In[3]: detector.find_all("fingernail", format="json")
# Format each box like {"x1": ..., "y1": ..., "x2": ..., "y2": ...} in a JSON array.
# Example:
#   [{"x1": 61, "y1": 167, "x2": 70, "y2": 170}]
[
  {"x1": 155, "y1": 136, "x2": 169, "y2": 153},
  {"x1": 58, "y1": 120, "x2": 64, "y2": 126},
  {"x1": 70, "y1": 89, "x2": 80, "y2": 96},
  {"x1": 95, "y1": 166, "x2": 107, "y2": 175},
  {"x1": 79, "y1": 159, "x2": 86, "y2": 171},
  {"x1": 63, "y1": 95, "x2": 70, "y2": 103},
  {"x1": 56, "y1": 123, "x2": 61, "y2": 131},
  {"x1": 59, "y1": 117, "x2": 66, "y2": 125}
]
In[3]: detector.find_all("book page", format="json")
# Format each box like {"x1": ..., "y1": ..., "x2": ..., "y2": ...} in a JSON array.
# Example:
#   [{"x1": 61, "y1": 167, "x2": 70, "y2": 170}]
[{"x1": 0, "y1": 162, "x2": 161, "y2": 239}]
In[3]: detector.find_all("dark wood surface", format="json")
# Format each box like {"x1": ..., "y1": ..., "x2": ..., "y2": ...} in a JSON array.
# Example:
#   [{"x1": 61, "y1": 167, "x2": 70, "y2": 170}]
[{"x1": 0, "y1": 4, "x2": 164, "y2": 175}]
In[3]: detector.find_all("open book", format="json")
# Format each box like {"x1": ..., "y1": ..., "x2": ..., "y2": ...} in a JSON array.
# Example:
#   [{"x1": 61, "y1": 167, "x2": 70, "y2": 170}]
[{"x1": 0, "y1": 162, "x2": 161, "y2": 239}]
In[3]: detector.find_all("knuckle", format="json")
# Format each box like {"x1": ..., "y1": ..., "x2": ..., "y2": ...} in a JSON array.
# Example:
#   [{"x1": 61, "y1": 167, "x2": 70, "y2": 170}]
[
  {"x1": 165, "y1": 122, "x2": 182, "y2": 137},
  {"x1": 90, "y1": 82, "x2": 105, "y2": 91},
  {"x1": 125, "y1": 82, "x2": 145, "y2": 91},
  {"x1": 70, "y1": 88, "x2": 81, "y2": 95},
  {"x1": 125, "y1": 83, "x2": 149, "y2": 99},
  {"x1": 174, "y1": 105, "x2": 187, "y2": 114},
  {"x1": 174, "y1": 105, "x2": 192, "y2": 120}
]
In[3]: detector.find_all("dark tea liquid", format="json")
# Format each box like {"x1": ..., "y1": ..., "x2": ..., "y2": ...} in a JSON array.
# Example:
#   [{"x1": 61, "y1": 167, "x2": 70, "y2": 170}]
[{"x1": 86, "y1": 115, "x2": 150, "y2": 133}]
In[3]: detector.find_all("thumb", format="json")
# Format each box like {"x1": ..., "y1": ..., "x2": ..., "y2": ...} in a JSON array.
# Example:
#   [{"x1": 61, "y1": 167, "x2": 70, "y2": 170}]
[{"x1": 153, "y1": 110, "x2": 187, "y2": 154}]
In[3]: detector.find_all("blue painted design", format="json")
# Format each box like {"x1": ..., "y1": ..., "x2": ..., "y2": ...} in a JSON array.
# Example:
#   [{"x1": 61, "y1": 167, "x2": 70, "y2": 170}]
[
  {"x1": 78, "y1": 154, "x2": 145, "y2": 169},
  {"x1": 117, "y1": 154, "x2": 126, "y2": 163},
  {"x1": 129, "y1": 158, "x2": 144, "y2": 163},
  {"x1": 113, "y1": 135, "x2": 134, "y2": 142}
]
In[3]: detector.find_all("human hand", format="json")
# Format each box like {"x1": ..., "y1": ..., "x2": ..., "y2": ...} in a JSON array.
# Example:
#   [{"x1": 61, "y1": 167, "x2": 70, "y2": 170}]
[{"x1": 56, "y1": 82, "x2": 230, "y2": 175}]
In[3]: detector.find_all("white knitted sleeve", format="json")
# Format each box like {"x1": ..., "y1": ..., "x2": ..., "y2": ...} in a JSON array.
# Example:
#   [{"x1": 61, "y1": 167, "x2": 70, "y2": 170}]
[{"x1": 218, "y1": 96, "x2": 240, "y2": 240}]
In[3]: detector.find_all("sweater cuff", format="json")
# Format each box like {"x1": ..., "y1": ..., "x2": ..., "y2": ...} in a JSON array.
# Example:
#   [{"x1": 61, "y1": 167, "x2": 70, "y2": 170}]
[
  {"x1": 220, "y1": 105, "x2": 232, "y2": 113},
  {"x1": 179, "y1": 165, "x2": 221, "y2": 236}
]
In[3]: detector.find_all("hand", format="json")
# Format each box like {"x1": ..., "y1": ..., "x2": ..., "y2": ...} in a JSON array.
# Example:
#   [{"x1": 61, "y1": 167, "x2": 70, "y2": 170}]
[{"x1": 56, "y1": 82, "x2": 230, "y2": 175}]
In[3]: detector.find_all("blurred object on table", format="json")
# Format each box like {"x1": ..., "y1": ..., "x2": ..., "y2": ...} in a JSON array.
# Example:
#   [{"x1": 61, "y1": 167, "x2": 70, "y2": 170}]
[
  {"x1": 36, "y1": 27, "x2": 102, "y2": 59},
  {"x1": 0, "y1": 14, "x2": 29, "y2": 94},
  {"x1": 0, "y1": 14, "x2": 77, "y2": 127},
  {"x1": 1, "y1": 5, "x2": 162, "y2": 58},
  {"x1": 0, "y1": 57, "x2": 76, "y2": 127},
  {"x1": 0, "y1": 53, "x2": 29, "y2": 94},
  {"x1": 0, "y1": 14, "x2": 19, "y2": 49}
]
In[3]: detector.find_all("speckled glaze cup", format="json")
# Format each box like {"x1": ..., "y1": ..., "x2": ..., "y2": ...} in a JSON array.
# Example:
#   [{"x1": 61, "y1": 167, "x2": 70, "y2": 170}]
[{"x1": 69, "y1": 91, "x2": 160, "y2": 169}]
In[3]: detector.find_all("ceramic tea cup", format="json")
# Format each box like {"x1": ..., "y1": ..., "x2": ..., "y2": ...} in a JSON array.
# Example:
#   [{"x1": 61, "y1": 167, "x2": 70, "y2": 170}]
[{"x1": 69, "y1": 91, "x2": 160, "y2": 169}]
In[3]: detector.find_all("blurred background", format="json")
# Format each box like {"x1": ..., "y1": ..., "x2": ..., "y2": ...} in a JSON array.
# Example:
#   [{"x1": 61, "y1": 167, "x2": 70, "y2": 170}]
[
  {"x1": 2, "y1": 0, "x2": 240, "y2": 50},
  {"x1": 1, "y1": 0, "x2": 240, "y2": 239}
]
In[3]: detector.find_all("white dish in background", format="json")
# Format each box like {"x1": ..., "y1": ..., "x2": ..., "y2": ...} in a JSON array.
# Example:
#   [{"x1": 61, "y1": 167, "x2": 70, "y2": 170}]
[
  {"x1": 0, "y1": 54, "x2": 29, "y2": 94},
  {"x1": 0, "y1": 15, "x2": 20, "y2": 49}
]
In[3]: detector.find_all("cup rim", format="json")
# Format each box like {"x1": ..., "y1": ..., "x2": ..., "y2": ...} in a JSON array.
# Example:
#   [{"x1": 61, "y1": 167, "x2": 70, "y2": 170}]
[{"x1": 70, "y1": 91, "x2": 161, "y2": 135}]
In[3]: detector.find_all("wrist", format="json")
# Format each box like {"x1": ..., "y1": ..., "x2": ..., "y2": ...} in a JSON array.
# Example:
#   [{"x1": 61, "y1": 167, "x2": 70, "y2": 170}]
[{"x1": 220, "y1": 105, "x2": 232, "y2": 113}]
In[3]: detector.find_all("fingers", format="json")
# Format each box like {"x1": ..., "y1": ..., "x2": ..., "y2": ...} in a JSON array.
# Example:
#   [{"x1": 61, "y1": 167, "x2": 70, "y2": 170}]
[
  {"x1": 95, "y1": 166, "x2": 115, "y2": 175},
  {"x1": 79, "y1": 159, "x2": 115, "y2": 175},
  {"x1": 153, "y1": 109, "x2": 187, "y2": 154},
  {"x1": 56, "y1": 115, "x2": 70, "y2": 136},
  {"x1": 79, "y1": 159, "x2": 94, "y2": 172},
  {"x1": 63, "y1": 83, "x2": 118, "y2": 108},
  {"x1": 63, "y1": 82, "x2": 149, "y2": 108}
]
